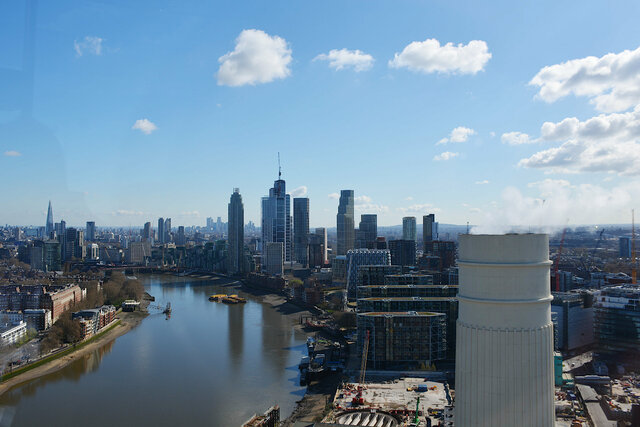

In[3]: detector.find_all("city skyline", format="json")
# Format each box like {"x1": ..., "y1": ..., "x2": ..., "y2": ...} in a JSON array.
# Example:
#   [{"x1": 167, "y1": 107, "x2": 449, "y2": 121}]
[{"x1": 2, "y1": 1, "x2": 640, "y2": 229}]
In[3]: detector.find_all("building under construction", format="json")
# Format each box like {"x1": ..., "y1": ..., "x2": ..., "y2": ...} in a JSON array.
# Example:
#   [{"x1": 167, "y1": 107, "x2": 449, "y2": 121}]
[
  {"x1": 357, "y1": 311, "x2": 446, "y2": 370},
  {"x1": 594, "y1": 285, "x2": 640, "y2": 367}
]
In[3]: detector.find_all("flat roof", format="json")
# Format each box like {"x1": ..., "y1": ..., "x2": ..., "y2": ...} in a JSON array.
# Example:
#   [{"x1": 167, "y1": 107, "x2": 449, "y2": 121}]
[
  {"x1": 358, "y1": 311, "x2": 445, "y2": 317},
  {"x1": 358, "y1": 297, "x2": 456, "y2": 301}
]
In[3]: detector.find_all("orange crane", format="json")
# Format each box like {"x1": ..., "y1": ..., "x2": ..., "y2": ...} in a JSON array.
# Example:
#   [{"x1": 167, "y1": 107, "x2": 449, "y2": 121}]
[
  {"x1": 554, "y1": 226, "x2": 568, "y2": 292},
  {"x1": 353, "y1": 330, "x2": 370, "y2": 406}
]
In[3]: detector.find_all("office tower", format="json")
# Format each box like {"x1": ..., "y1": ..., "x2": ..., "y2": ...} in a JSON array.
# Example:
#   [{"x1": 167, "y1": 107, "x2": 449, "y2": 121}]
[
  {"x1": 308, "y1": 234, "x2": 324, "y2": 268},
  {"x1": 423, "y1": 214, "x2": 435, "y2": 251},
  {"x1": 261, "y1": 170, "x2": 292, "y2": 263},
  {"x1": 455, "y1": 234, "x2": 554, "y2": 427},
  {"x1": 388, "y1": 239, "x2": 417, "y2": 266},
  {"x1": 594, "y1": 286, "x2": 640, "y2": 365},
  {"x1": 86, "y1": 221, "x2": 96, "y2": 242},
  {"x1": 619, "y1": 237, "x2": 632, "y2": 258},
  {"x1": 158, "y1": 218, "x2": 165, "y2": 244},
  {"x1": 164, "y1": 218, "x2": 172, "y2": 243},
  {"x1": 228, "y1": 188, "x2": 245, "y2": 275},
  {"x1": 357, "y1": 214, "x2": 377, "y2": 249},
  {"x1": 336, "y1": 190, "x2": 355, "y2": 255},
  {"x1": 293, "y1": 198, "x2": 310, "y2": 266},
  {"x1": 402, "y1": 216, "x2": 416, "y2": 242},
  {"x1": 216, "y1": 217, "x2": 222, "y2": 233},
  {"x1": 45, "y1": 201, "x2": 54, "y2": 238},
  {"x1": 315, "y1": 227, "x2": 328, "y2": 264},
  {"x1": 206, "y1": 217, "x2": 214, "y2": 231},
  {"x1": 346, "y1": 249, "x2": 391, "y2": 298},
  {"x1": 264, "y1": 242, "x2": 284, "y2": 276},
  {"x1": 43, "y1": 240, "x2": 61, "y2": 271},
  {"x1": 142, "y1": 222, "x2": 152, "y2": 241},
  {"x1": 176, "y1": 226, "x2": 186, "y2": 246}
]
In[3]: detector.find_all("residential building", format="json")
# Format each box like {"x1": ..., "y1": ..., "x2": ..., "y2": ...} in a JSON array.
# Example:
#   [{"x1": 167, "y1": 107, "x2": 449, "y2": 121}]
[
  {"x1": 158, "y1": 218, "x2": 165, "y2": 244},
  {"x1": 402, "y1": 216, "x2": 417, "y2": 242},
  {"x1": 228, "y1": 188, "x2": 245, "y2": 275},
  {"x1": 315, "y1": 227, "x2": 328, "y2": 264},
  {"x1": 551, "y1": 292, "x2": 594, "y2": 352},
  {"x1": 86, "y1": 221, "x2": 96, "y2": 242},
  {"x1": 293, "y1": 197, "x2": 310, "y2": 266},
  {"x1": 336, "y1": 190, "x2": 355, "y2": 255},
  {"x1": 423, "y1": 214, "x2": 436, "y2": 251},
  {"x1": 143, "y1": 222, "x2": 152, "y2": 242},
  {"x1": 619, "y1": 237, "x2": 632, "y2": 258},
  {"x1": 346, "y1": 249, "x2": 391, "y2": 299},
  {"x1": 264, "y1": 242, "x2": 284, "y2": 276},
  {"x1": 594, "y1": 285, "x2": 640, "y2": 366},
  {"x1": 356, "y1": 214, "x2": 377, "y2": 249},
  {"x1": 389, "y1": 239, "x2": 416, "y2": 266},
  {"x1": 164, "y1": 218, "x2": 172, "y2": 243},
  {"x1": 261, "y1": 172, "x2": 292, "y2": 263},
  {"x1": 0, "y1": 321, "x2": 27, "y2": 346}
]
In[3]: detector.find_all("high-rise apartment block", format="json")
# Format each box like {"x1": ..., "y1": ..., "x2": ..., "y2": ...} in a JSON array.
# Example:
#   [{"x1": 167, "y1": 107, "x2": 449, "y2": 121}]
[
  {"x1": 356, "y1": 214, "x2": 377, "y2": 249},
  {"x1": 158, "y1": 218, "x2": 165, "y2": 244},
  {"x1": 336, "y1": 190, "x2": 355, "y2": 255},
  {"x1": 85, "y1": 221, "x2": 96, "y2": 242},
  {"x1": 402, "y1": 216, "x2": 416, "y2": 242},
  {"x1": 261, "y1": 173, "x2": 292, "y2": 263},
  {"x1": 619, "y1": 237, "x2": 632, "y2": 258},
  {"x1": 388, "y1": 239, "x2": 416, "y2": 266},
  {"x1": 264, "y1": 242, "x2": 284, "y2": 276},
  {"x1": 293, "y1": 198, "x2": 310, "y2": 266},
  {"x1": 423, "y1": 214, "x2": 435, "y2": 250},
  {"x1": 228, "y1": 188, "x2": 245, "y2": 275},
  {"x1": 346, "y1": 249, "x2": 391, "y2": 298}
]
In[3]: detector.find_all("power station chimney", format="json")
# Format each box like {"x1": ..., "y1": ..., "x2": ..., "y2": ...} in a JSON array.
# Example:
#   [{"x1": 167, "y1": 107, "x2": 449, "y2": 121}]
[{"x1": 455, "y1": 234, "x2": 555, "y2": 426}]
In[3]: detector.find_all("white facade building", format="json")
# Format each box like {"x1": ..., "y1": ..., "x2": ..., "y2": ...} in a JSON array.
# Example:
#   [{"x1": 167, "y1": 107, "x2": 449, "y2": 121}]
[
  {"x1": 455, "y1": 234, "x2": 554, "y2": 427},
  {"x1": 0, "y1": 321, "x2": 27, "y2": 346}
]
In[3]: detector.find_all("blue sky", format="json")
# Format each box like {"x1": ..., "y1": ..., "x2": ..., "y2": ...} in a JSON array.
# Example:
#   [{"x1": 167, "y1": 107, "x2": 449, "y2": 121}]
[{"x1": 2, "y1": 0, "x2": 640, "y2": 229}]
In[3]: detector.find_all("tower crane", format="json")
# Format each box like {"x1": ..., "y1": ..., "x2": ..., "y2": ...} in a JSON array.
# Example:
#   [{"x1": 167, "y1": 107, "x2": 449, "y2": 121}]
[
  {"x1": 633, "y1": 209, "x2": 636, "y2": 284},
  {"x1": 353, "y1": 330, "x2": 370, "y2": 406}
]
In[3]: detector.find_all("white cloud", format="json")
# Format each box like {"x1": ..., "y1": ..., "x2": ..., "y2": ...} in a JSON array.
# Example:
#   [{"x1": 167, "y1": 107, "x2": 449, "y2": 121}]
[
  {"x1": 406, "y1": 196, "x2": 414, "y2": 201},
  {"x1": 314, "y1": 48, "x2": 374, "y2": 72},
  {"x1": 4, "y1": 150, "x2": 21, "y2": 157},
  {"x1": 113, "y1": 210, "x2": 144, "y2": 216},
  {"x1": 501, "y1": 131, "x2": 535, "y2": 145},
  {"x1": 328, "y1": 193, "x2": 340, "y2": 200},
  {"x1": 290, "y1": 186, "x2": 308, "y2": 197},
  {"x1": 475, "y1": 180, "x2": 490, "y2": 185},
  {"x1": 397, "y1": 203, "x2": 441, "y2": 214},
  {"x1": 489, "y1": 131, "x2": 496, "y2": 137},
  {"x1": 355, "y1": 203, "x2": 389, "y2": 214},
  {"x1": 469, "y1": 207, "x2": 482, "y2": 213},
  {"x1": 530, "y1": 45, "x2": 640, "y2": 113},
  {"x1": 433, "y1": 151, "x2": 459, "y2": 161},
  {"x1": 519, "y1": 105, "x2": 640, "y2": 175},
  {"x1": 389, "y1": 38, "x2": 491, "y2": 75},
  {"x1": 472, "y1": 180, "x2": 637, "y2": 234},
  {"x1": 74, "y1": 36, "x2": 103, "y2": 57},
  {"x1": 132, "y1": 118, "x2": 157, "y2": 135},
  {"x1": 181, "y1": 210, "x2": 201, "y2": 217},
  {"x1": 217, "y1": 29, "x2": 292, "y2": 87},
  {"x1": 355, "y1": 195, "x2": 372, "y2": 203},
  {"x1": 437, "y1": 126, "x2": 476, "y2": 144}
]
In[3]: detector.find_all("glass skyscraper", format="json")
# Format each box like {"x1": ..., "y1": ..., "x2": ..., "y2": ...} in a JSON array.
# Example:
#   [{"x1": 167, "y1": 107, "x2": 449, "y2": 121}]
[
  {"x1": 228, "y1": 188, "x2": 245, "y2": 274},
  {"x1": 293, "y1": 197, "x2": 309, "y2": 266},
  {"x1": 337, "y1": 190, "x2": 355, "y2": 255},
  {"x1": 261, "y1": 175, "x2": 292, "y2": 263}
]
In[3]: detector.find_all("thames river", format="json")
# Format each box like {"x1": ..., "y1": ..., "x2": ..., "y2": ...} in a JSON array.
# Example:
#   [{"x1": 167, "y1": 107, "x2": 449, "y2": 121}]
[{"x1": 0, "y1": 275, "x2": 308, "y2": 426}]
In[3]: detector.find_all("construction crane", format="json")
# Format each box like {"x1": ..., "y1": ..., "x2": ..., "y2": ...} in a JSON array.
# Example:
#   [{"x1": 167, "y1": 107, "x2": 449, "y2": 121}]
[
  {"x1": 633, "y1": 209, "x2": 636, "y2": 284},
  {"x1": 554, "y1": 226, "x2": 568, "y2": 292},
  {"x1": 359, "y1": 330, "x2": 370, "y2": 385},
  {"x1": 592, "y1": 228, "x2": 605, "y2": 258}
]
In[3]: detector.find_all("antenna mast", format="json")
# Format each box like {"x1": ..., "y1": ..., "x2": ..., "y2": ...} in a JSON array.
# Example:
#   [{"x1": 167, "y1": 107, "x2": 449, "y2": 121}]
[{"x1": 278, "y1": 152, "x2": 281, "y2": 179}]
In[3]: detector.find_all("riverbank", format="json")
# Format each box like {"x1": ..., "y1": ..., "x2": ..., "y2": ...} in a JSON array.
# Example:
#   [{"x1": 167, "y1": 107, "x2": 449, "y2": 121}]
[{"x1": 0, "y1": 298, "x2": 150, "y2": 397}]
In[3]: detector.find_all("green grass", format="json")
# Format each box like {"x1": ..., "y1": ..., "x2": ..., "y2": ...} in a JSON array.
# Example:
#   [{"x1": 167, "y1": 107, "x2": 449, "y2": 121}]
[{"x1": 1, "y1": 319, "x2": 121, "y2": 382}]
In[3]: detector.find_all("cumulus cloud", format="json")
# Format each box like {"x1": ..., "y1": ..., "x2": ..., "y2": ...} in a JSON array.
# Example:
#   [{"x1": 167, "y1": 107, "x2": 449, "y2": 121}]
[
  {"x1": 437, "y1": 126, "x2": 476, "y2": 144},
  {"x1": 314, "y1": 48, "x2": 374, "y2": 72},
  {"x1": 433, "y1": 151, "x2": 459, "y2": 161},
  {"x1": 397, "y1": 203, "x2": 441, "y2": 214},
  {"x1": 328, "y1": 193, "x2": 340, "y2": 200},
  {"x1": 180, "y1": 210, "x2": 201, "y2": 217},
  {"x1": 74, "y1": 36, "x2": 103, "y2": 56},
  {"x1": 519, "y1": 105, "x2": 640, "y2": 175},
  {"x1": 501, "y1": 131, "x2": 535, "y2": 145},
  {"x1": 530, "y1": 45, "x2": 640, "y2": 113},
  {"x1": 389, "y1": 38, "x2": 491, "y2": 75},
  {"x1": 475, "y1": 180, "x2": 490, "y2": 185},
  {"x1": 132, "y1": 119, "x2": 157, "y2": 135},
  {"x1": 355, "y1": 195, "x2": 372, "y2": 203},
  {"x1": 217, "y1": 29, "x2": 292, "y2": 86},
  {"x1": 290, "y1": 186, "x2": 308, "y2": 197},
  {"x1": 4, "y1": 150, "x2": 21, "y2": 157},
  {"x1": 471, "y1": 180, "x2": 637, "y2": 234}
]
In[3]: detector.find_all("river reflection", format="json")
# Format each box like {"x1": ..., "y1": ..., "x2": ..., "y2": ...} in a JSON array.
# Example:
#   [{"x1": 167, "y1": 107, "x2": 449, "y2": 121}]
[{"x1": 0, "y1": 275, "x2": 307, "y2": 427}]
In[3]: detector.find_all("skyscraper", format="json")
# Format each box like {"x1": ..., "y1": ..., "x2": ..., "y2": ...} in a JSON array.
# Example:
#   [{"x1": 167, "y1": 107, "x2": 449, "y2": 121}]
[
  {"x1": 337, "y1": 190, "x2": 355, "y2": 255},
  {"x1": 164, "y1": 218, "x2": 172, "y2": 243},
  {"x1": 158, "y1": 218, "x2": 165, "y2": 244},
  {"x1": 423, "y1": 214, "x2": 435, "y2": 251},
  {"x1": 86, "y1": 221, "x2": 96, "y2": 242},
  {"x1": 261, "y1": 170, "x2": 292, "y2": 263},
  {"x1": 143, "y1": 222, "x2": 152, "y2": 241},
  {"x1": 402, "y1": 216, "x2": 416, "y2": 242},
  {"x1": 315, "y1": 227, "x2": 328, "y2": 264},
  {"x1": 45, "y1": 201, "x2": 54, "y2": 238},
  {"x1": 293, "y1": 197, "x2": 310, "y2": 266},
  {"x1": 357, "y1": 214, "x2": 377, "y2": 249},
  {"x1": 228, "y1": 188, "x2": 245, "y2": 275}
]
